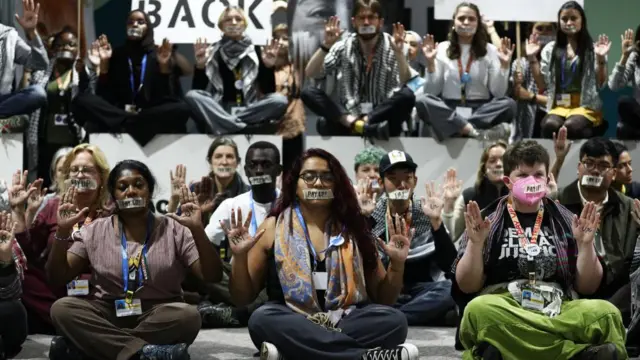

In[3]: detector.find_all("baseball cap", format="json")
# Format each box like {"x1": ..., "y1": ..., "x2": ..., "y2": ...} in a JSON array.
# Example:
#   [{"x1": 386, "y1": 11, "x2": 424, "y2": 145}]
[{"x1": 379, "y1": 150, "x2": 418, "y2": 176}]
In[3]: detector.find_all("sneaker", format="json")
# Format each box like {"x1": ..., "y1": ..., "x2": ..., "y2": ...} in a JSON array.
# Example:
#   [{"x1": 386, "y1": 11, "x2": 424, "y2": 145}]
[
  {"x1": 364, "y1": 120, "x2": 390, "y2": 141},
  {"x1": 48, "y1": 336, "x2": 84, "y2": 360},
  {"x1": 362, "y1": 343, "x2": 419, "y2": 360},
  {"x1": 139, "y1": 343, "x2": 190, "y2": 360},
  {"x1": 572, "y1": 343, "x2": 618, "y2": 360},
  {"x1": 478, "y1": 123, "x2": 511, "y2": 142},
  {"x1": 198, "y1": 302, "x2": 241, "y2": 328},
  {"x1": 260, "y1": 342, "x2": 284, "y2": 360},
  {"x1": 481, "y1": 344, "x2": 503, "y2": 360}
]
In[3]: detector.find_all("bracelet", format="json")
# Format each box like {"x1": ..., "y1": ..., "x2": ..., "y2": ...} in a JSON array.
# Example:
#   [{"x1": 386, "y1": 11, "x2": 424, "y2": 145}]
[{"x1": 54, "y1": 233, "x2": 72, "y2": 242}]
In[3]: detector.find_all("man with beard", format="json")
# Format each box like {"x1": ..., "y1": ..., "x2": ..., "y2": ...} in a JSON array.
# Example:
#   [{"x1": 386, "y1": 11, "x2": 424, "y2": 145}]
[
  {"x1": 557, "y1": 137, "x2": 639, "y2": 325},
  {"x1": 201, "y1": 141, "x2": 282, "y2": 327},
  {"x1": 0, "y1": 0, "x2": 48, "y2": 131},
  {"x1": 301, "y1": 0, "x2": 415, "y2": 140}
]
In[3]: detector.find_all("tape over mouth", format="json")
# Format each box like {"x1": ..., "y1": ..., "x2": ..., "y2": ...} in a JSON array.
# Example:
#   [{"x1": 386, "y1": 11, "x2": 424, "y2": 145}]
[
  {"x1": 249, "y1": 175, "x2": 273, "y2": 186},
  {"x1": 581, "y1": 175, "x2": 603, "y2": 187},
  {"x1": 387, "y1": 190, "x2": 411, "y2": 201},
  {"x1": 303, "y1": 189, "x2": 334, "y2": 200},
  {"x1": 116, "y1": 197, "x2": 146, "y2": 209},
  {"x1": 66, "y1": 178, "x2": 98, "y2": 190}
]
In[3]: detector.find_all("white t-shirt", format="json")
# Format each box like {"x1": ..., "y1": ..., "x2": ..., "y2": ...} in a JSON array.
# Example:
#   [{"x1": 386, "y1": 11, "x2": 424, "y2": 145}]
[{"x1": 205, "y1": 190, "x2": 280, "y2": 246}]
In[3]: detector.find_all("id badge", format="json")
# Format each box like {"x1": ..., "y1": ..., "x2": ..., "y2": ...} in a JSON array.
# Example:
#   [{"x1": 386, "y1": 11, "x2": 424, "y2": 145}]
[
  {"x1": 556, "y1": 93, "x2": 571, "y2": 107},
  {"x1": 66, "y1": 279, "x2": 89, "y2": 296},
  {"x1": 521, "y1": 287, "x2": 545, "y2": 312},
  {"x1": 124, "y1": 104, "x2": 138, "y2": 114},
  {"x1": 312, "y1": 272, "x2": 328, "y2": 291},
  {"x1": 455, "y1": 106, "x2": 473, "y2": 119},
  {"x1": 115, "y1": 298, "x2": 142, "y2": 317},
  {"x1": 231, "y1": 106, "x2": 246, "y2": 116},
  {"x1": 361, "y1": 102, "x2": 373, "y2": 115},
  {"x1": 406, "y1": 77, "x2": 425, "y2": 92},
  {"x1": 54, "y1": 114, "x2": 68, "y2": 126}
]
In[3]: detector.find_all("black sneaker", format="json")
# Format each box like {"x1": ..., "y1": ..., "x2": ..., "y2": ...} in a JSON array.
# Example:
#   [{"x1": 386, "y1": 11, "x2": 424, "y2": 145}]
[
  {"x1": 572, "y1": 343, "x2": 618, "y2": 360},
  {"x1": 198, "y1": 302, "x2": 241, "y2": 328},
  {"x1": 361, "y1": 343, "x2": 419, "y2": 359},
  {"x1": 481, "y1": 344, "x2": 503, "y2": 360},
  {"x1": 364, "y1": 121, "x2": 390, "y2": 141},
  {"x1": 48, "y1": 336, "x2": 84, "y2": 360},
  {"x1": 139, "y1": 343, "x2": 190, "y2": 360}
]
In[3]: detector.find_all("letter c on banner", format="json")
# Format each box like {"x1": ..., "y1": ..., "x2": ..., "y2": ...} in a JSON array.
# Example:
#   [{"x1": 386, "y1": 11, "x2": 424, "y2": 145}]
[
  {"x1": 156, "y1": 200, "x2": 169, "y2": 214},
  {"x1": 138, "y1": 0, "x2": 162, "y2": 27},
  {"x1": 202, "y1": 0, "x2": 225, "y2": 29}
]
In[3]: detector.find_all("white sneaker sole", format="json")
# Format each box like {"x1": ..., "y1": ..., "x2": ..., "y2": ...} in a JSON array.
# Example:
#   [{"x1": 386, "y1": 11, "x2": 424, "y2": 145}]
[
  {"x1": 260, "y1": 342, "x2": 282, "y2": 360},
  {"x1": 400, "y1": 343, "x2": 420, "y2": 360}
]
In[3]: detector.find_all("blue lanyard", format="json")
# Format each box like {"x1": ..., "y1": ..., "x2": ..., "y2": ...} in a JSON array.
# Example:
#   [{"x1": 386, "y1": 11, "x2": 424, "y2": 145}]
[
  {"x1": 120, "y1": 212, "x2": 153, "y2": 300},
  {"x1": 248, "y1": 191, "x2": 276, "y2": 236},
  {"x1": 560, "y1": 53, "x2": 578, "y2": 90},
  {"x1": 293, "y1": 205, "x2": 344, "y2": 270},
  {"x1": 128, "y1": 54, "x2": 148, "y2": 101}
]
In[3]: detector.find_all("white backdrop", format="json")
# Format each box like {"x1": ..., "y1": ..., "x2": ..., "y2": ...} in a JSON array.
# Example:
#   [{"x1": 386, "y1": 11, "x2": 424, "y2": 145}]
[
  {"x1": 132, "y1": 0, "x2": 273, "y2": 45},
  {"x1": 92, "y1": 134, "x2": 282, "y2": 213},
  {"x1": 0, "y1": 134, "x2": 23, "y2": 185},
  {"x1": 434, "y1": 0, "x2": 585, "y2": 22}
]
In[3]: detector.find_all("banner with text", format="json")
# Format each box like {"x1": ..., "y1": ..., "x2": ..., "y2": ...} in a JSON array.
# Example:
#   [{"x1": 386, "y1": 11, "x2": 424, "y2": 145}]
[
  {"x1": 434, "y1": 0, "x2": 584, "y2": 22},
  {"x1": 131, "y1": 0, "x2": 273, "y2": 45}
]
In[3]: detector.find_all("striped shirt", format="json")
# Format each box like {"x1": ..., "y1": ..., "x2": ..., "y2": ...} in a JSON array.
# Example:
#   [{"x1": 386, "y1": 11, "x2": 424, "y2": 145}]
[{"x1": 324, "y1": 32, "x2": 400, "y2": 115}]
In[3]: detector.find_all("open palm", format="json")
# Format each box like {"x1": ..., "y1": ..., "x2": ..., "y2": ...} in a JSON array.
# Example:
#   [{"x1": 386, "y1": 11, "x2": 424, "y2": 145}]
[
  {"x1": 98, "y1": 34, "x2": 112, "y2": 61},
  {"x1": 356, "y1": 179, "x2": 377, "y2": 216},
  {"x1": 422, "y1": 34, "x2": 438, "y2": 61},
  {"x1": 261, "y1": 39, "x2": 280, "y2": 68},
  {"x1": 57, "y1": 187, "x2": 89, "y2": 232},
  {"x1": 0, "y1": 212, "x2": 16, "y2": 260},
  {"x1": 8, "y1": 170, "x2": 36, "y2": 210},
  {"x1": 525, "y1": 33, "x2": 542, "y2": 57},
  {"x1": 157, "y1": 38, "x2": 173, "y2": 66},
  {"x1": 221, "y1": 207, "x2": 264, "y2": 256},
  {"x1": 378, "y1": 214, "x2": 413, "y2": 264},
  {"x1": 442, "y1": 168, "x2": 463, "y2": 201},
  {"x1": 167, "y1": 186, "x2": 203, "y2": 229},
  {"x1": 464, "y1": 201, "x2": 490, "y2": 244},
  {"x1": 594, "y1": 34, "x2": 611, "y2": 58},
  {"x1": 572, "y1": 202, "x2": 600, "y2": 245},
  {"x1": 421, "y1": 181, "x2": 444, "y2": 219},
  {"x1": 15, "y1": 0, "x2": 40, "y2": 32},
  {"x1": 392, "y1": 23, "x2": 406, "y2": 53},
  {"x1": 26, "y1": 179, "x2": 46, "y2": 214}
]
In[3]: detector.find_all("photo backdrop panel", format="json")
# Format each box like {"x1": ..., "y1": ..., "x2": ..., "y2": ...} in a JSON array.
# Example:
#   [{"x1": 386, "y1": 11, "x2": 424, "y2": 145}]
[{"x1": 0, "y1": 134, "x2": 23, "y2": 185}]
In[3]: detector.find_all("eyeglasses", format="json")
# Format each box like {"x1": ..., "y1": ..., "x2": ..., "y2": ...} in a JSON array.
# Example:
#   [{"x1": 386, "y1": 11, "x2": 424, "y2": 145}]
[
  {"x1": 70, "y1": 165, "x2": 98, "y2": 176},
  {"x1": 299, "y1": 172, "x2": 335, "y2": 185},
  {"x1": 581, "y1": 160, "x2": 612, "y2": 172}
]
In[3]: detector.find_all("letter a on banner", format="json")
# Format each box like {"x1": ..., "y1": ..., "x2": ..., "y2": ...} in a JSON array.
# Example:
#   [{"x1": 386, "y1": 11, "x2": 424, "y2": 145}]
[{"x1": 133, "y1": 0, "x2": 272, "y2": 45}]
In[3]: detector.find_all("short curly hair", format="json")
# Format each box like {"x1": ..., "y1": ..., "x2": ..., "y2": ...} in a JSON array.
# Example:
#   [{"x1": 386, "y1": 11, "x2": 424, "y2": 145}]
[{"x1": 354, "y1": 147, "x2": 387, "y2": 172}]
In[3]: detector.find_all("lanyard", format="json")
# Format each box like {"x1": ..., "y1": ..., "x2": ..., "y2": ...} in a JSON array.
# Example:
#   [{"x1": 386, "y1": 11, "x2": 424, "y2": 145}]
[
  {"x1": 457, "y1": 55, "x2": 474, "y2": 105},
  {"x1": 506, "y1": 203, "x2": 544, "y2": 283},
  {"x1": 128, "y1": 54, "x2": 148, "y2": 101},
  {"x1": 120, "y1": 212, "x2": 153, "y2": 304},
  {"x1": 55, "y1": 70, "x2": 72, "y2": 94},
  {"x1": 248, "y1": 191, "x2": 276, "y2": 236},
  {"x1": 384, "y1": 204, "x2": 412, "y2": 244},
  {"x1": 234, "y1": 68, "x2": 243, "y2": 106},
  {"x1": 560, "y1": 53, "x2": 578, "y2": 91},
  {"x1": 294, "y1": 205, "x2": 343, "y2": 271}
]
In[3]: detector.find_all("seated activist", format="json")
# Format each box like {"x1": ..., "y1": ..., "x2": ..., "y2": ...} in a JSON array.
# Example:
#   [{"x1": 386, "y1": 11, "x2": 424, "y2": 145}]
[
  {"x1": 612, "y1": 142, "x2": 640, "y2": 200},
  {"x1": 530, "y1": 1, "x2": 609, "y2": 139},
  {"x1": 365, "y1": 150, "x2": 457, "y2": 326},
  {"x1": 72, "y1": 10, "x2": 191, "y2": 146},
  {"x1": 167, "y1": 137, "x2": 250, "y2": 218},
  {"x1": 226, "y1": 148, "x2": 419, "y2": 360},
  {"x1": 353, "y1": 146, "x2": 386, "y2": 198},
  {"x1": 510, "y1": 22, "x2": 555, "y2": 140},
  {"x1": 442, "y1": 141, "x2": 508, "y2": 242},
  {"x1": 0, "y1": 0, "x2": 48, "y2": 131},
  {"x1": 185, "y1": 6, "x2": 288, "y2": 135},
  {"x1": 453, "y1": 140, "x2": 627, "y2": 359},
  {"x1": 0, "y1": 212, "x2": 29, "y2": 359},
  {"x1": 555, "y1": 138, "x2": 639, "y2": 324},
  {"x1": 33, "y1": 147, "x2": 73, "y2": 220},
  {"x1": 27, "y1": 28, "x2": 98, "y2": 188},
  {"x1": 415, "y1": 2, "x2": 515, "y2": 143},
  {"x1": 201, "y1": 141, "x2": 282, "y2": 327},
  {"x1": 10, "y1": 144, "x2": 112, "y2": 335},
  {"x1": 47, "y1": 160, "x2": 222, "y2": 360},
  {"x1": 609, "y1": 27, "x2": 640, "y2": 139},
  {"x1": 302, "y1": 0, "x2": 415, "y2": 140}
]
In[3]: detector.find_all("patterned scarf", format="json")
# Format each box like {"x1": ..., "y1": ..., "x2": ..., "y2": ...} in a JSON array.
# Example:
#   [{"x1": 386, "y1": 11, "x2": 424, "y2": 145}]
[
  {"x1": 205, "y1": 35, "x2": 259, "y2": 104},
  {"x1": 452, "y1": 196, "x2": 577, "y2": 293},
  {"x1": 12, "y1": 240, "x2": 27, "y2": 280},
  {"x1": 274, "y1": 206, "x2": 368, "y2": 317},
  {"x1": 0, "y1": 24, "x2": 18, "y2": 96}
]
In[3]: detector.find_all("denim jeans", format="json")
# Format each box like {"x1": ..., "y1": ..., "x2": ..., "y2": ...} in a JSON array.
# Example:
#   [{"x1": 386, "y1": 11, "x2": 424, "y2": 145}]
[
  {"x1": 0, "y1": 85, "x2": 47, "y2": 118},
  {"x1": 394, "y1": 280, "x2": 456, "y2": 325}
]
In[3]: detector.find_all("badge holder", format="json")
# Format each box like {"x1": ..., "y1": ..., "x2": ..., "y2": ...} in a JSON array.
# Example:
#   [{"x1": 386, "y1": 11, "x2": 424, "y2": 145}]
[
  {"x1": 124, "y1": 104, "x2": 138, "y2": 114},
  {"x1": 66, "y1": 278, "x2": 89, "y2": 296},
  {"x1": 556, "y1": 93, "x2": 571, "y2": 108},
  {"x1": 54, "y1": 114, "x2": 69, "y2": 126},
  {"x1": 520, "y1": 258, "x2": 545, "y2": 312},
  {"x1": 115, "y1": 290, "x2": 142, "y2": 317},
  {"x1": 455, "y1": 78, "x2": 473, "y2": 119}
]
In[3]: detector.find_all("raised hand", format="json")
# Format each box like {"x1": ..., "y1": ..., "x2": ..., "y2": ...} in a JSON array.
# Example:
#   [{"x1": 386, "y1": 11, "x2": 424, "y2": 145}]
[
  {"x1": 442, "y1": 168, "x2": 463, "y2": 203},
  {"x1": 421, "y1": 181, "x2": 444, "y2": 220},
  {"x1": 26, "y1": 179, "x2": 47, "y2": 214},
  {"x1": 622, "y1": 29, "x2": 635, "y2": 56},
  {"x1": 552, "y1": 126, "x2": 572, "y2": 158},
  {"x1": 15, "y1": 0, "x2": 40, "y2": 32},
  {"x1": 167, "y1": 186, "x2": 203, "y2": 229},
  {"x1": 0, "y1": 212, "x2": 16, "y2": 263},
  {"x1": 261, "y1": 39, "x2": 281, "y2": 68},
  {"x1": 157, "y1": 38, "x2": 173, "y2": 67},
  {"x1": 323, "y1": 16, "x2": 342, "y2": 48},
  {"x1": 422, "y1": 34, "x2": 438, "y2": 62},
  {"x1": 594, "y1": 34, "x2": 612, "y2": 58},
  {"x1": 498, "y1": 37, "x2": 515, "y2": 68},
  {"x1": 513, "y1": 69, "x2": 524, "y2": 86},
  {"x1": 194, "y1": 37, "x2": 210, "y2": 69},
  {"x1": 571, "y1": 201, "x2": 600, "y2": 246},
  {"x1": 378, "y1": 214, "x2": 413, "y2": 265},
  {"x1": 220, "y1": 208, "x2": 264, "y2": 256},
  {"x1": 88, "y1": 40, "x2": 101, "y2": 68},
  {"x1": 56, "y1": 187, "x2": 89, "y2": 233},
  {"x1": 463, "y1": 201, "x2": 490, "y2": 244},
  {"x1": 481, "y1": 14, "x2": 494, "y2": 29},
  {"x1": 194, "y1": 176, "x2": 214, "y2": 214},
  {"x1": 170, "y1": 164, "x2": 187, "y2": 201},
  {"x1": 392, "y1": 23, "x2": 406, "y2": 53},
  {"x1": 547, "y1": 172, "x2": 558, "y2": 195},
  {"x1": 525, "y1": 33, "x2": 542, "y2": 58},
  {"x1": 8, "y1": 170, "x2": 37, "y2": 211},
  {"x1": 97, "y1": 34, "x2": 112, "y2": 61},
  {"x1": 356, "y1": 179, "x2": 377, "y2": 216}
]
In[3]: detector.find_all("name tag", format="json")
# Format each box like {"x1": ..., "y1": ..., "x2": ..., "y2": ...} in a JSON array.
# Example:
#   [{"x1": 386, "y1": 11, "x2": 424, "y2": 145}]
[
  {"x1": 124, "y1": 104, "x2": 138, "y2": 114},
  {"x1": 521, "y1": 288, "x2": 545, "y2": 312},
  {"x1": 361, "y1": 102, "x2": 373, "y2": 115},
  {"x1": 407, "y1": 77, "x2": 425, "y2": 92},
  {"x1": 312, "y1": 271, "x2": 328, "y2": 291},
  {"x1": 231, "y1": 106, "x2": 246, "y2": 116},
  {"x1": 556, "y1": 93, "x2": 571, "y2": 107},
  {"x1": 54, "y1": 114, "x2": 68, "y2": 126},
  {"x1": 455, "y1": 106, "x2": 473, "y2": 119},
  {"x1": 66, "y1": 279, "x2": 89, "y2": 296},
  {"x1": 115, "y1": 298, "x2": 142, "y2": 317}
]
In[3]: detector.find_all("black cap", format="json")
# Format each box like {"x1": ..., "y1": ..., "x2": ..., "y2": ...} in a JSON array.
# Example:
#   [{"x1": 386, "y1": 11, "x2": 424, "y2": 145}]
[{"x1": 379, "y1": 150, "x2": 418, "y2": 176}]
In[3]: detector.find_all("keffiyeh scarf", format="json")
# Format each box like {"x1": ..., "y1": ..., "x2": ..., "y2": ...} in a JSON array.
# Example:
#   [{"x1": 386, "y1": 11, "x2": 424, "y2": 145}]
[{"x1": 0, "y1": 24, "x2": 18, "y2": 96}]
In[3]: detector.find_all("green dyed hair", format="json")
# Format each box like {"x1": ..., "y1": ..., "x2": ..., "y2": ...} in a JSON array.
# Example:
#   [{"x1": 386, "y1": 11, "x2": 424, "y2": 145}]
[{"x1": 354, "y1": 146, "x2": 387, "y2": 172}]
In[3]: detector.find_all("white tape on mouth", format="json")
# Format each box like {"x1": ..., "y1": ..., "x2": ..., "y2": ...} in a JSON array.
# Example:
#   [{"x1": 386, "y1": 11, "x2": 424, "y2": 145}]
[
  {"x1": 117, "y1": 197, "x2": 146, "y2": 209},
  {"x1": 358, "y1": 25, "x2": 377, "y2": 35},
  {"x1": 581, "y1": 175, "x2": 603, "y2": 187},
  {"x1": 67, "y1": 178, "x2": 98, "y2": 190},
  {"x1": 387, "y1": 190, "x2": 410, "y2": 200},
  {"x1": 249, "y1": 175, "x2": 273, "y2": 186},
  {"x1": 371, "y1": 179, "x2": 380, "y2": 189},
  {"x1": 490, "y1": 169, "x2": 504, "y2": 177},
  {"x1": 214, "y1": 167, "x2": 234, "y2": 175},
  {"x1": 127, "y1": 28, "x2": 143, "y2": 37},
  {"x1": 303, "y1": 189, "x2": 334, "y2": 200}
]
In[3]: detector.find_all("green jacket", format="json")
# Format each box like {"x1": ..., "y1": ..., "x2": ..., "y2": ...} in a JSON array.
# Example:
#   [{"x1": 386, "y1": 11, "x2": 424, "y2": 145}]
[{"x1": 557, "y1": 180, "x2": 639, "y2": 299}]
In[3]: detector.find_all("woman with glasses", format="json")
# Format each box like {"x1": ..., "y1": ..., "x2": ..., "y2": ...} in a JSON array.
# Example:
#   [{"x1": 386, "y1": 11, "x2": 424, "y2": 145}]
[
  {"x1": 226, "y1": 148, "x2": 419, "y2": 360},
  {"x1": 8, "y1": 144, "x2": 112, "y2": 335}
]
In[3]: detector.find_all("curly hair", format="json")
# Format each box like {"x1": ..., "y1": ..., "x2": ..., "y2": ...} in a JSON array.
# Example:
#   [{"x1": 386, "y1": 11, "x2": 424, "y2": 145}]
[
  {"x1": 446, "y1": 2, "x2": 489, "y2": 60},
  {"x1": 354, "y1": 146, "x2": 387, "y2": 172}
]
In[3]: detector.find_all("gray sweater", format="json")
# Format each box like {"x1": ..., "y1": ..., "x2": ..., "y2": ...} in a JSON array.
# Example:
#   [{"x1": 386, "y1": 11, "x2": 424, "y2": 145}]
[{"x1": 0, "y1": 23, "x2": 49, "y2": 95}]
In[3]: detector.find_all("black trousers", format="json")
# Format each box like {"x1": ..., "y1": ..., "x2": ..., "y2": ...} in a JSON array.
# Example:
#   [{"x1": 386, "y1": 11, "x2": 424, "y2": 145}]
[
  {"x1": 72, "y1": 93, "x2": 191, "y2": 146},
  {"x1": 301, "y1": 86, "x2": 415, "y2": 137},
  {"x1": 617, "y1": 96, "x2": 640, "y2": 139},
  {"x1": 0, "y1": 300, "x2": 28, "y2": 357}
]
